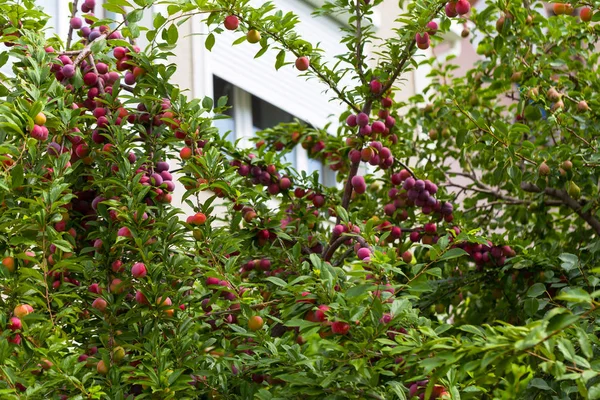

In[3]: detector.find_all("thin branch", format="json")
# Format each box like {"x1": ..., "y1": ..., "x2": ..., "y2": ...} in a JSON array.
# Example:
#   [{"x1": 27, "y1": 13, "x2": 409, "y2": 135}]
[
  {"x1": 88, "y1": 54, "x2": 104, "y2": 96},
  {"x1": 340, "y1": 159, "x2": 361, "y2": 217},
  {"x1": 394, "y1": 158, "x2": 416, "y2": 179},
  {"x1": 453, "y1": 100, "x2": 537, "y2": 165},
  {"x1": 380, "y1": 2, "x2": 446, "y2": 95},
  {"x1": 73, "y1": 33, "x2": 107, "y2": 67},
  {"x1": 323, "y1": 233, "x2": 370, "y2": 262},
  {"x1": 66, "y1": 0, "x2": 80, "y2": 50},
  {"x1": 120, "y1": 83, "x2": 135, "y2": 93},
  {"x1": 463, "y1": 200, "x2": 529, "y2": 213},
  {"x1": 355, "y1": 0, "x2": 366, "y2": 85},
  {"x1": 521, "y1": 182, "x2": 600, "y2": 235},
  {"x1": 72, "y1": 20, "x2": 127, "y2": 67},
  {"x1": 564, "y1": 125, "x2": 596, "y2": 151},
  {"x1": 525, "y1": 351, "x2": 584, "y2": 373}
]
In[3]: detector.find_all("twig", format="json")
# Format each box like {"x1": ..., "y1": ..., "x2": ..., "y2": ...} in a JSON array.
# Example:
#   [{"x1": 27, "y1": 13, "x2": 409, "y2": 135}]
[
  {"x1": 394, "y1": 158, "x2": 416, "y2": 179},
  {"x1": 564, "y1": 125, "x2": 596, "y2": 151},
  {"x1": 453, "y1": 100, "x2": 537, "y2": 165},
  {"x1": 355, "y1": 0, "x2": 366, "y2": 85},
  {"x1": 379, "y1": 3, "x2": 445, "y2": 95},
  {"x1": 521, "y1": 182, "x2": 600, "y2": 235},
  {"x1": 525, "y1": 351, "x2": 584, "y2": 373},
  {"x1": 66, "y1": 0, "x2": 80, "y2": 50},
  {"x1": 340, "y1": 159, "x2": 361, "y2": 217},
  {"x1": 323, "y1": 233, "x2": 370, "y2": 262}
]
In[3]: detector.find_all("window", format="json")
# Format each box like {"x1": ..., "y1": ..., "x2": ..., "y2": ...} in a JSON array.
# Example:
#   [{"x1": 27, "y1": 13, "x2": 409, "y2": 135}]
[
  {"x1": 212, "y1": 75, "x2": 336, "y2": 185},
  {"x1": 212, "y1": 77, "x2": 236, "y2": 142}
]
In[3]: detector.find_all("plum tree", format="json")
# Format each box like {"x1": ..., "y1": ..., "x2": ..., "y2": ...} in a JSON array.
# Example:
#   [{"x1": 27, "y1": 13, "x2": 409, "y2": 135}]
[{"x1": 0, "y1": 0, "x2": 598, "y2": 399}]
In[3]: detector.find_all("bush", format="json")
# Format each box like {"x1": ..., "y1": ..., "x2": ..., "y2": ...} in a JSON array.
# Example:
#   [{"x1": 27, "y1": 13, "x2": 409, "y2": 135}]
[{"x1": 0, "y1": 0, "x2": 599, "y2": 399}]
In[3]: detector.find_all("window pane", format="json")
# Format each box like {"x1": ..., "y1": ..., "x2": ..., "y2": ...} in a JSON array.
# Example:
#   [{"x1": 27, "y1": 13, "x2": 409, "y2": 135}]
[
  {"x1": 251, "y1": 95, "x2": 294, "y2": 130},
  {"x1": 213, "y1": 76, "x2": 235, "y2": 142}
]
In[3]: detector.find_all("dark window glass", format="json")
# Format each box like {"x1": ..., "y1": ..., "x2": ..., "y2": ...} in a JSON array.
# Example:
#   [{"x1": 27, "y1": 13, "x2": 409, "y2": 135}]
[{"x1": 213, "y1": 76, "x2": 235, "y2": 141}]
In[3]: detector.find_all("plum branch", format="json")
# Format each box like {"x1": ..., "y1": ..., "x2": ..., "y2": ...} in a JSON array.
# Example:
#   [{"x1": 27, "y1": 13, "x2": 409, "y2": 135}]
[
  {"x1": 355, "y1": 0, "x2": 366, "y2": 85},
  {"x1": 379, "y1": 2, "x2": 445, "y2": 96},
  {"x1": 521, "y1": 182, "x2": 600, "y2": 235},
  {"x1": 250, "y1": 24, "x2": 361, "y2": 113},
  {"x1": 322, "y1": 232, "x2": 370, "y2": 262},
  {"x1": 66, "y1": 0, "x2": 80, "y2": 50}
]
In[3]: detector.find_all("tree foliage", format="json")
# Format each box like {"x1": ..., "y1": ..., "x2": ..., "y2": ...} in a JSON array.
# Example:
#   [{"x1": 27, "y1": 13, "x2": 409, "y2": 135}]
[{"x1": 0, "y1": 0, "x2": 599, "y2": 399}]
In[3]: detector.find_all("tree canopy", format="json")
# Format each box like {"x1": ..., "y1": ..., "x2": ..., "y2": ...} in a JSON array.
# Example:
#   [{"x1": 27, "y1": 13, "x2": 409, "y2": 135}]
[{"x1": 0, "y1": 0, "x2": 599, "y2": 399}]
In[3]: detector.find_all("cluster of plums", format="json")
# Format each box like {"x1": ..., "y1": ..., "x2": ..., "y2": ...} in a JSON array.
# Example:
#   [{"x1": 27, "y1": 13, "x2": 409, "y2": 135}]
[
  {"x1": 137, "y1": 161, "x2": 176, "y2": 204},
  {"x1": 415, "y1": 21, "x2": 439, "y2": 50},
  {"x1": 458, "y1": 241, "x2": 516, "y2": 268},
  {"x1": 386, "y1": 169, "x2": 454, "y2": 221},
  {"x1": 239, "y1": 258, "x2": 287, "y2": 278},
  {"x1": 231, "y1": 159, "x2": 292, "y2": 196},
  {"x1": 445, "y1": 0, "x2": 471, "y2": 17},
  {"x1": 346, "y1": 107, "x2": 396, "y2": 140},
  {"x1": 349, "y1": 140, "x2": 395, "y2": 171}
]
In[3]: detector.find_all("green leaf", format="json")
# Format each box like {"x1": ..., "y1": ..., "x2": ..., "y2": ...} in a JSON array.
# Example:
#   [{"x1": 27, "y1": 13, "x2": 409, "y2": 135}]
[
  {"x1": 335, "y1": 206, "x2": 349, "y2": 223},
  {"x1": 103, "y1": 4, "x2": 126, "y2": 14},
  {"x1": 546, "y1": 313, "x2": 580, "y2": 333},
  {"x1": 529, "y1": 378, "x2": 554, "y2": 392},
  {"x1": 166, "y1": 24, "x2": 178, "y2": 45},
  {"x1": 10, "y1": 163, "x2": 23, "y2": 189},
  {"x1": 205, "y1": 33, "x2": 215, "y2": 51},
  {"x1": 232, "y1": 36, "x2": 247, "y2": 46},
  {"x1": 265, "y1": 277, "x2": 287, "y2": 287},
  {"x1": 555, "y1": 288, "x2": 592, "y2": 304},
  {"x1": 526, "y1": 283, "x2": 546, "y2": 298},
  {"x1": 458, "y1": 325, "x2": 485, "y2": 337},
  {"x1": 524, "y1": 298, "x2": 539, "y2": 316},
  {"x1": 275, "y1": 50, "x2": 285, "y2": 70},
  {"x1": 126, "y1": 9, "x2": 144, "y2": 23},
  {"x1": 346, "y1": 284, "x2": 376, "y2": 299},
  {"x1": 559, "y1": 253, "x2": 579, "y2": 272},
  {"x1": 254, "y1": 46, "x2": 268, "y2": 59},
  {"x1": 437, "y1": 247, "x2": 468, "y2": 261}
]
